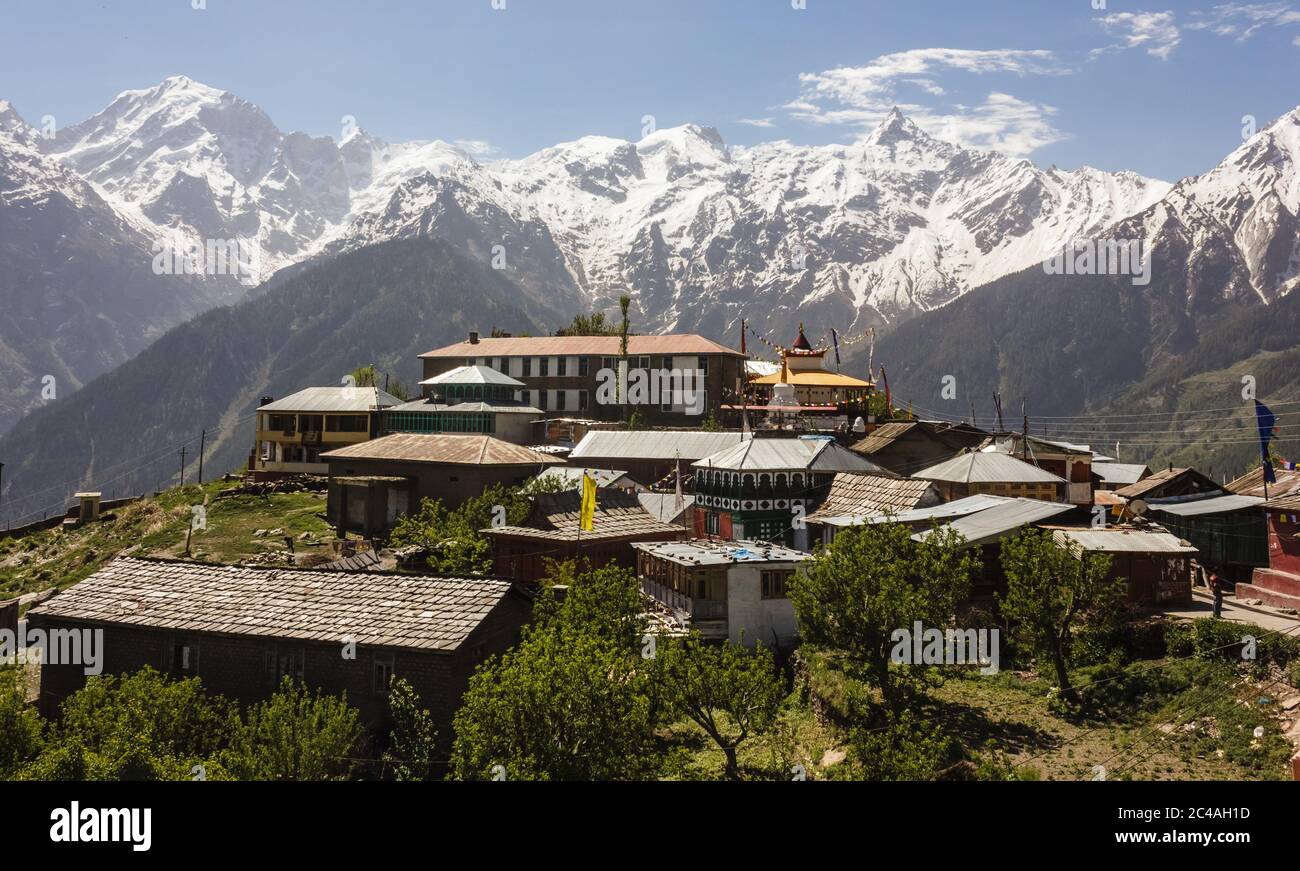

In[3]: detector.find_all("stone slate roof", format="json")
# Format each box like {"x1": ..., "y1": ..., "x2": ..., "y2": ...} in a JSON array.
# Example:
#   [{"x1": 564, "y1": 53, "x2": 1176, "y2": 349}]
[
  {"x1": 26, "y1": 557, "x2": 513, "y2": 652},
  {"x1": 484, "y1": 489, "x2": 683, "y2": 542},
  {"x1": 806, "y1": 472, "x2": 940, "y2": 522}
]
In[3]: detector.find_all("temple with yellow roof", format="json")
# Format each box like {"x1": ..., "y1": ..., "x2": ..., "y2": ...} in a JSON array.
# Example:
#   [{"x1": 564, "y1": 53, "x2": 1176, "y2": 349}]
[{"x1": 748, "y1": 324, "x2": 875, "y2": 409}]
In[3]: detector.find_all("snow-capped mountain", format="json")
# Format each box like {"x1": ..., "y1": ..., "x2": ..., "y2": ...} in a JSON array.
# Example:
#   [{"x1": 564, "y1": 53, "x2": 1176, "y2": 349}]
[
  {"x1": 1109, "y1": 107, "x2": 1300, "y2": 310},
  {"x1": 0, "y1": 100, "x2": 216, "y2": 433},
  {"x1": 32, "y1": 77, "x2": 1173, "y2": 339}
]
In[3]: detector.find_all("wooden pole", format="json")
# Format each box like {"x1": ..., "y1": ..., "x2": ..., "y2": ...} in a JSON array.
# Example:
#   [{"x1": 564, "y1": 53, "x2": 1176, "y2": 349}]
[{"x1": 197, "y1": 430, "x2": 206, "y2": 485}]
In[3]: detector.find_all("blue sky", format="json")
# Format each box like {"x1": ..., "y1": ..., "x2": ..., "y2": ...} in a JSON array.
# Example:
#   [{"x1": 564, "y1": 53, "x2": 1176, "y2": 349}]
[{"x1": 3, "y1": 0, "x2": 1299, "y2": 181}]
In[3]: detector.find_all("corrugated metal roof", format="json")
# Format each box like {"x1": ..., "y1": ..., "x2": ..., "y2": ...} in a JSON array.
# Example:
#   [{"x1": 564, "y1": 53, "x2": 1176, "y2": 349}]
[
  {"x1": 321, "y1": 434, "x2": 563, "y2": 466},
  {"x1": 915, "y1": 451, "x2": 1066, "y2": 484},
  {"x1": 913, "y1": 498, "x2": 1074, "y2": 546},
  {"x1": 570, "y1": 430, "x2": 747, "y2": 461},
  {"x1": 632, "y1": 539, "x2": 810, "y2": 566},
  {"x1": 1092, "y1": 462, "x2": 1150, "y2": 485},
  {"x1": 819, "y1": 494, "x2": 1013, "y2": 527},
  {"x1": 421, "y1": 334, "x2": 743, "y2": 358},
  {"x1": 418, "y1": 364, "x2": 525, "y2": 387},
  {"x1": 27, "y1": 557, "x2": 513, "y2": 651},
  {"x1": 636, "y1": 492, "x2": 695, "y2": 523},
  {"x1": 386, "y1": 399, "x2": 542, "y2": 414},
  {"x1": 1052, "y1": 528, "x2": 1197, "y2": 554},
  {"x1": 695, "y1": 438, "x2": 890, "y2": 473},
  {"x1": 1148, "y1": 494, "x2": 1264, "y2": 516},
  {"x1": 259, "y1": 386, "x2": 404, "y2": 413},
  {"x1": 535, "y1": 467, "x2": 640, "y2": 488},
  {"x1": 806, "y1": 472, "x2": 940, "y2": 521}
]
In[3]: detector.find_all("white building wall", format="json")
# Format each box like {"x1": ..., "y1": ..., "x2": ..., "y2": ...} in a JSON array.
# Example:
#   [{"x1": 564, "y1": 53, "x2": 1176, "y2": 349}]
[{"x1": 725, "y1": 565, "x2": 798, "y2": 649}]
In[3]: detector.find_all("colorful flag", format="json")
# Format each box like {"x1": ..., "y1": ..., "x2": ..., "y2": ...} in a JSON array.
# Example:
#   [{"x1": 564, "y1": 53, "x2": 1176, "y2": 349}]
[
  {"x1": 579, "y1": 471, "x2": 596, "y2": 531},
  {"x1": 1256, "y1": 400, "x2": 1279, "y2": 484}
]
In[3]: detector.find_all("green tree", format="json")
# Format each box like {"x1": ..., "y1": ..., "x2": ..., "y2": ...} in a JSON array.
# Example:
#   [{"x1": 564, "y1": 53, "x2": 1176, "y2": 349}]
[
  {"x1": 349, "y1": 363, "x2": 411, "y2": 401},
  {"x1": 554, "y1": 312, "x2": 618, "y2": 336},
  {"x1": 20, "y1": 668, "x2": 238, "y2": 781},
  {"x1": 0, "y1": 666, "x2": 43, "y2": 778},
  {"x1": 789, "y1": 522, "x2": 976, "y2": 709},
  {"x1": 998, "y1": 529, "x2": 1122, "y2": 702},
  {"x1": 225, "y1": 677, "x2": 363, "y2": 781},
  {"x1": 655, "y1": 637, "x2": 785, "y2": 780},
  {"x1": 450, "y1": 566, "x2": 658, "y2": 780},
  {"x1": 383, "y1": 676, "x2": 439, "y2": 781}
]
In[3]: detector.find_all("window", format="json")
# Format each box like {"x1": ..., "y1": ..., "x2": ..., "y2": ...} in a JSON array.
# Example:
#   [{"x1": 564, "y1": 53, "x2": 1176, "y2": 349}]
[
  {"x1": 523, "y1": 357, "x2": 532, "y2": 377},
  {"x1": 762, "y1": 570, "x2": 792, "y2": 599},
  {"x1": 556, "y1": 391, "x2": 566, "y2": 411},
  {"x1": 373, "y1": 654, "x2": 394, "y2": 694},
  {"x1": 601, "y1": 356, "x2": 615, "y2": 372},
  {"x1": 579, "y1": 356, "x2": 590, "y2": 377},
  {"x1": 538, "y1": 390, "x2": 547, "y2": 410},
  {"x1": 699, "y1": 356, "x2": 709, "y2": 375},
  {"x1": 706, "y1": 512, "x2": 721, "y2": 535},
  {"x1": 266, "y1": 646, "x2": 305, "y2": 685},
  {"x1": 540, "y1": 357, "x2": 549, "y2": 377},
  {"x1": 578, "y1": 390, "x2": 589, "y2": 411},
  {"x1": 170, "y1": 641, "x2": 197, "y2": 676},
  {"x1": 558, "y1": 357, "x2": 567, "y2": 377}
]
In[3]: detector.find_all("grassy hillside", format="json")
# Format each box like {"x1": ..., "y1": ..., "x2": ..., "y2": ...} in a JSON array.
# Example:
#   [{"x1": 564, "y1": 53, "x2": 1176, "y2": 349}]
[{"x1": 0, "y1": 480, "x2": 336, "y2": 601}]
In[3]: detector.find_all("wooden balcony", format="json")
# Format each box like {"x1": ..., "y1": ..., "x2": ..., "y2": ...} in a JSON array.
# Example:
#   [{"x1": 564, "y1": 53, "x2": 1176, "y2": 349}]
[{"x1": 640, "y1": 577, "x2": 727, "y2": 635}]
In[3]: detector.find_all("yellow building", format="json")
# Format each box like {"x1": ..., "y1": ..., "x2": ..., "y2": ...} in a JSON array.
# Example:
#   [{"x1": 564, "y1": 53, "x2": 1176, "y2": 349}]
[
  {"x1": 253, "y1": 386, "x2": 403, "y2": 477},
  {"x1": 749, "y1": 325, "x2": 874, "y2": 408}
]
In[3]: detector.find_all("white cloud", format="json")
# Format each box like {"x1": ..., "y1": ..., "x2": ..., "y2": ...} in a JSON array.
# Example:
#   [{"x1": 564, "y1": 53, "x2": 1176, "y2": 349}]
[
  {"x1": 453, "y1": 139, "x2": 499, "y2": 158},
  {"x1": 1188, "y1": 3, "x2": 1300, "y2": 42},
  {"x1": 737, "y1": 117, "x2": 775, "y2": 128},
  {"x1": 1092, "y1": 11, "x2": 1182, "y2": 60},
  {"x1": 785, "y1": 48, "x2": 1067, "y2": 157}
]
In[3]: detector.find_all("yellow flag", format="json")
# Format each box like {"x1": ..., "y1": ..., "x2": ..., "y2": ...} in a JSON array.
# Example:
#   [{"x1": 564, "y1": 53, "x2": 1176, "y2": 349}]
[{"x1": 579, "y1": 472, "x2": 597, "y2": 531}]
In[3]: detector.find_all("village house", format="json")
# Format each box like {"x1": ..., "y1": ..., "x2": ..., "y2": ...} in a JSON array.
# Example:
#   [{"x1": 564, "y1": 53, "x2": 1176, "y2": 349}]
[
  {"x1": 1231, "y1": 468, "x2": 1300, "y2": 609},
  {"x1": 849, "y1": 420, "x2": 988, "y2": 477},
  {"x1": 381, "y1": 365, "x2": 542, "y2": 444},
  {"x1": 803, "y1": 472, "x2": 943, "y2": 544},
  {"x1": 1051, "y1": 528, "x2": 1196, "y2": 606},
  {"x1": 25, "y1": 557, "x2": 533, "y2": 727},
  {"x1": 980, "y1": 434, "x2": 1097, "y2": 506},
  {"x1": 636, "y1": 491, "x2": 696, "y2": 526},
  {"x1": 567, "y1": 429, "x2": 748, "y2": 488},
  {"x1": 1113, "y1": 466, "x2": 1220, "y2": 503},
  {"x1": 692, "y1": 435, "x2": 891, "y2": 548},
  {"x1": 483, "y1": 488, "x2": 685, "y2": 583},
  {"x1": 321, "y1": 433, "x2": 563, "y2": 536},
  {"x1": 418, "y1": 331, "x2": 745, "y2": 424},
  {"x1": 912, "y1": 497, "x2": 1075, "y2": 598},
  {"x1": 1146, "y1": 492, "x2": 1267, "y2": 583},
  {"x1": 634, "y1": 539, "x2": 809, "y2": 649},
  {"x1": 913, "y1": 450, "x2": 1067, "y2": 503},
  {"x1": 252, "y1": 386, "x2": 403, "y2": 478}
]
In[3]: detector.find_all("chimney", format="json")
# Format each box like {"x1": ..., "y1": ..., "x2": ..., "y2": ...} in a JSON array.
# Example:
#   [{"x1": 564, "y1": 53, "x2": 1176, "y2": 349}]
[
  {"x1": 259, "y1": 396, "x2": 274, "y2": 407},
  {"x1": 468, "y1": 330, "x2": 480, "y2": 345}
]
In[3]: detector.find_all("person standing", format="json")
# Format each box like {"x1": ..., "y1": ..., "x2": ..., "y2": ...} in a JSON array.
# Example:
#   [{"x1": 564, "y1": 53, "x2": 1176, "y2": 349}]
[{"x1": 1209, "y1": 571, "x2": 1224, "y2": 618}]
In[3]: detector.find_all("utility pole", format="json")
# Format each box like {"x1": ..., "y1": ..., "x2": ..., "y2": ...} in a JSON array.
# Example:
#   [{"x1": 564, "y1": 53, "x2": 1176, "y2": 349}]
[
  {"x1": 197, "y1": 430, "x2": 206, "y2": 485},
  {"x1": 0, "y1": 461, "x2": 5, "y2": 532},
  {"x1": 179, "y1": 446, "x2": 187, "y2": 487},
  {"x1": 1021, "y1": 399, "x2": 1029, "y2": 460}
]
